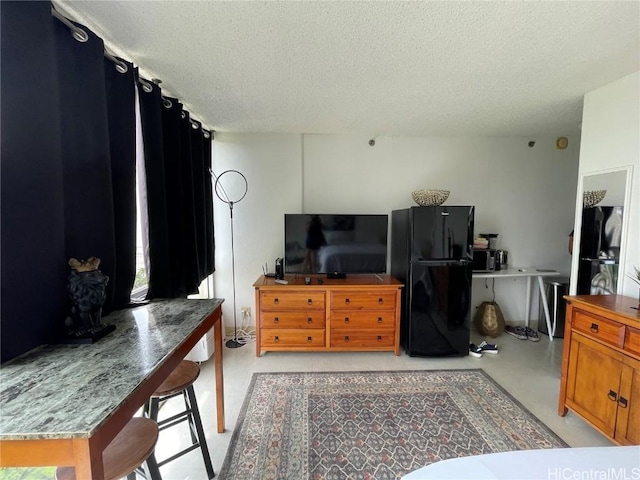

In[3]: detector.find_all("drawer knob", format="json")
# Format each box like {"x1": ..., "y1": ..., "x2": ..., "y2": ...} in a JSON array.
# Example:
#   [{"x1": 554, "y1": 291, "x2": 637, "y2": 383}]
[
  {"x1": 307, "y1": 317, "x2": 313, "y2": 324},
  {"x1": 377, "y1": 317, "x2": 383, "y2": 323},
  {"x1": 608, "y1": 390, "x2": 617, "y2": 401},
  {"x1": 307, "y1": 298, "x2": 313, "y2": 305},
  {"x1": 345, "y1": 298, "x2": 350, "y2": 305},
  {"x1": 378, "y1": 297, "x2": 383, "y2": 304},
  {"x1": 618, "y1": 396, "x2": 628, "y2": 408},
  {"x1": 307, "y1": 336, "x2": 312, "y2": 343},
  {"x1": 590, "y1": 323, "x2": 599, "y2": 333},
  {"x1": 274, "y1": 335, "x2": 280, "y2": 343},
  {"x1": 274, "y1": 317, "x2": 279, "y2": 324},
  {"x1": 344, "y1": 336, "x2": 350, "y2": 342},
  {"x1": 274, "y1": 298, "x2": 279, "y2": 305},
  {"x1": 377, "y1": 336, "x2": 382, "y2": 341},
  {"x1": 344, "y1": 317, "x2": 350, "y2": 324}
]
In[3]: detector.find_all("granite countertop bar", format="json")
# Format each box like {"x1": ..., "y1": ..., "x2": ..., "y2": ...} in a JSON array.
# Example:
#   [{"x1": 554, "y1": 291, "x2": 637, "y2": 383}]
[{"x1": 0, "y1": 298, "x2": 223, "y2": 440}]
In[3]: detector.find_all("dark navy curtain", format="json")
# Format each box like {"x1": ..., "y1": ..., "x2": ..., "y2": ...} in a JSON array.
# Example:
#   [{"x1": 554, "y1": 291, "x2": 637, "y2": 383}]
[
  {"x1": 138, "y1": 88, "x2": 215, "y2": 298},
  {"x1": 105, "y1": 58, "x2": 137, "y2": 307},
  {"x1": 180, "y1": 111, "x2": 202, "y2": 292},
  {"x1": 1, "y1": 1, "x2": 66, "y2": 363},
  {"x1": 1, "y1": 1, "x2": 137, "y2": 362},
  {"x1": 54, "y1": 13, "x2": 137, "y2": 315},
  {"x1": 202, "y1": 131, "x2": 215, "y2": 276},
  {"x1": 55, "y1": 14, "x2": 114, "y2": 311},
  {"x1": 137, "y1": 80, "x2": 172, "y2": 298}
]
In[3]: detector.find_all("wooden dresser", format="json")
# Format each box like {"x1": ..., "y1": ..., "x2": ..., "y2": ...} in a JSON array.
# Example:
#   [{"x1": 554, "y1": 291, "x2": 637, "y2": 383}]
[
  {"x1": 559, "y1": 295, "x2": 640, "y2": 445},
  {"x1": 253, "y1": 274, "x2": 403, "y2": 356}
]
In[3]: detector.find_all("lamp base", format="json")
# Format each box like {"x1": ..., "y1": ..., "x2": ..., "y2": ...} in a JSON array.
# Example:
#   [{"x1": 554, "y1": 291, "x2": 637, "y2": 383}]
[{"x1": 225, "y1": 338, "x2": 244, "y2": 349}]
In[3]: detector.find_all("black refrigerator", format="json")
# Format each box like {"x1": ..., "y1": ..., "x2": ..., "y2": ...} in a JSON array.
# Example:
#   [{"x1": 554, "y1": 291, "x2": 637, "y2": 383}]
[
  {"x1": 391, "y1": 206, "x2": 474, "y2": 356},
  {"x1": 577, "y1": 206, "x2": 623, "y2": 295}
]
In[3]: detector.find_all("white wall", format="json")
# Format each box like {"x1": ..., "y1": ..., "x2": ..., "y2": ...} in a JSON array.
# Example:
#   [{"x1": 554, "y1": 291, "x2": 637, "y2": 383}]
[
  {"x1": 213, "y1": 133, "x2": 579, "y2": 332},
  {"x1": 212, "y1": 133, "x2": 302, "y2": 333},
  {"x1": 305, "y1": 135, "x2": 578, "y2": 323},
  {"x1": 574, "y1": 71, "x2": 640, "y2": 297}
]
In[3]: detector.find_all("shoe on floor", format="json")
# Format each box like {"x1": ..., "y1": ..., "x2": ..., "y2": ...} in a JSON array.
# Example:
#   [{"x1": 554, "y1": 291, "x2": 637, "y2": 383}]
[
  {"x1": 469, "y1": 344, "x2": 483, "y2": 358},
  {"x1": 505, "y1": 325, "x2": 527, "y2": 340},
  {"x1": 478, "y1": 340, "x2": 499, "y2": 354},
  {"x1": 524, "y1": 327, "x2": 540, "y2": 342}
]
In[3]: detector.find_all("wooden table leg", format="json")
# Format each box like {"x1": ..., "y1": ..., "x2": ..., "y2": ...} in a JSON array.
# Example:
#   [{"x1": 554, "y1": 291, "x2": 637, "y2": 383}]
[
  {"x1": 214, "y1": 312, "x2": 225, "y2": 433},
  {"x1": 72, "y1": 437, "x2": 104, "y2": 479}
]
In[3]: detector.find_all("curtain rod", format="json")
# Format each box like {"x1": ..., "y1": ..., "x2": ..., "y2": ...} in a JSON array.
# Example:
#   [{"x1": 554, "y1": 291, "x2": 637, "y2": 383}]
[
  {"x1": 51, "y1": 5, "x2": 214, "y2": 138},
  {"x1": 51, "y1": 6, "x2": 128, "y2": 74}
]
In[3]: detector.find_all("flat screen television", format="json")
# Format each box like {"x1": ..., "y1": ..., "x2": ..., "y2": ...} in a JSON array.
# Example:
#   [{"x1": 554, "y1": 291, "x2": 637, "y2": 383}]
[{"x1": 284, "y1": 214, "x2": 389, "y2": 274}]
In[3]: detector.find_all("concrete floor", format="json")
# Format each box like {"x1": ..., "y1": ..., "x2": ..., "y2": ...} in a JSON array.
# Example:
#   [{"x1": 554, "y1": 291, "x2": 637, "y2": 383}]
[{"x1": 157, "y1": 330, "x2": 612, "y2": 480}]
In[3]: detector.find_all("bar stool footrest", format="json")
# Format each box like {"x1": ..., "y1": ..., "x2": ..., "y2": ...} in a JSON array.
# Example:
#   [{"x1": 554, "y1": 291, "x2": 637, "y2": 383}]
[{"x1": 157, "y1": 443, "x2": 202, "y2": 467}]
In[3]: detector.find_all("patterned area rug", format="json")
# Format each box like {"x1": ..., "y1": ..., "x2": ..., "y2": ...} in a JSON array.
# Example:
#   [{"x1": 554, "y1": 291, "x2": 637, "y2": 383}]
[{"x1": 219, "y1": 370, "x2": 567, "y2": 480}]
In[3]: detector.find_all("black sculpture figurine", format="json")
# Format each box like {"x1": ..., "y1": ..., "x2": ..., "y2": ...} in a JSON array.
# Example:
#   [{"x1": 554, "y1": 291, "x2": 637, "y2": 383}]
[{"x1": 63, "y1": 256, "x2": 115, "y2": 343}]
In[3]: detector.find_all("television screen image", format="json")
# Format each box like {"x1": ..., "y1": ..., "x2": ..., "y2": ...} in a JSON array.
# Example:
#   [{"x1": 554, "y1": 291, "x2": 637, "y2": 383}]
[{"x1": 284, "y1": 214, "x2": 389, "y2": 274}]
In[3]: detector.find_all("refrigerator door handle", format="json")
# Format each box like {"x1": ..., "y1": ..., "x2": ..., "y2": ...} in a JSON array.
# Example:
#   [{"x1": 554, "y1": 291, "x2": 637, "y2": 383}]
[{"x1": 414, "y1": 259, "x2": 471, "y2": 265}]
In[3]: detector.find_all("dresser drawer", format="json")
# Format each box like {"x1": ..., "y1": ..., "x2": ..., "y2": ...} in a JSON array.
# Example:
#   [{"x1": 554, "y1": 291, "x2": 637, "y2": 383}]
[
  {"x1": 330, "y1": 331, "x2": 395, "y2": 348},
  {"x1": 624, "y1": 326, "x2": 640, "y2": 357},
  {"x1": 261, "y1": 329, "x2": 325, "y2": 347},
  {"x1": 261, "y1": 311, "x2": 325, "y2": 329},
  {"x1": 330, "y1": 310, "x2": 395, "y2": 330},
  {"x1": 330, "y1": 291, "x2": 396, "y2": 310},
  {"x1": 260, "y1": 292, "x2": 325, "y2": 310},
  {"x1": 574, "y1": 310, "x2": 625, "y2": 348}
]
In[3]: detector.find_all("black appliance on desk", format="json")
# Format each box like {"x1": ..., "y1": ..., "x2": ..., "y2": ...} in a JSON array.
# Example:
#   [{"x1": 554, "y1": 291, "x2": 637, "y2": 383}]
[
  {"x1": 577, "y1": 206, "x2": 623, "y2": 295},
  {"x1": 391, "y1": 206, "x2": 474, "y2": 356},
  {"x1": 472, "y1": 249, "x2": 496, "y2": 272}
]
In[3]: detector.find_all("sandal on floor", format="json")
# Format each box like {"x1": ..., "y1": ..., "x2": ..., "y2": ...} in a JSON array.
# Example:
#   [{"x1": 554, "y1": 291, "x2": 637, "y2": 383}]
[
  {"x1": 505, "y1": 325, "x2": 527, "y2": 340},
  {"x1": 469, "y1": 344, "x2": 483, "y2": 358},
  {"x1": 525, "y1": 327, "x2": 540, "y2": 342},
  {"x1": 478, "y1": 340, "x2": 499, "y2": 354}
]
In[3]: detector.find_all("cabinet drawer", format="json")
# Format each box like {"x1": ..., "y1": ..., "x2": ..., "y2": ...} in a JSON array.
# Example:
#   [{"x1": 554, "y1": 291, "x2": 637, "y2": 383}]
[
  {"x1": 330, "y1": 291, "x2": 396, "y2": 309},
  {"x1": 260, "y1": 292, "x2": 325, "y2": 310},
  {"x1": 624, "y1": 326, "x2": 640, "y2": 358},
  {"x1": 330, "y1": 310, "x2": 395, "y2": 330},
  {"x1": 574, "y1": 311, "x2": 625, "y2": 348},
  {"x1": 261, "y1": 311, "x2": 325, "y2": 329},
  {"x1": 331, "y1": 331, "x2": 395, "y2": 348},
  {"x1": 261, "y1": 329, "x2": 325, "y2": 347}
]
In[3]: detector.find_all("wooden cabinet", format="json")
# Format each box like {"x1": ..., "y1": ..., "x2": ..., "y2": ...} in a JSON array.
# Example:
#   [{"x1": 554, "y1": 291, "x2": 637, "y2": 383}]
[
  {"x1": 559, "y1": 295, "x2": 640, "y2": 445},
  {"x1": 254, "y1": 275, "x2": 403, "y2": 356}
]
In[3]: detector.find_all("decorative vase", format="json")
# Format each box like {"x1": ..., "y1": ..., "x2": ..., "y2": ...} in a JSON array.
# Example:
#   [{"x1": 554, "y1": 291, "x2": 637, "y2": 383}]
[{"x1": 473, "y1": 301, "x2": 505, "y2": 337}]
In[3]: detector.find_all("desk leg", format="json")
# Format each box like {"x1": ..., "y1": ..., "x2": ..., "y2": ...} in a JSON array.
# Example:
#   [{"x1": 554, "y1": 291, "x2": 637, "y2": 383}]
[
  {"x1": 537, "y1": 276, "x2": 553, "y2": 342},
  {"x1": 525, "y1": 277, "x2": 532, "y2": 327},
  {"x1": 214, "y1": 313, "x2": 225, "y2": 433},
  {"x1": 72, "y1": 438, "x2": 104, "y2": 479}
]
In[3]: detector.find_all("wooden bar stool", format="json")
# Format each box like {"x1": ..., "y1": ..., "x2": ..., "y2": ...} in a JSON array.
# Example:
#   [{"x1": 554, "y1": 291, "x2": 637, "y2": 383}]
[
  {"x1": 143, "y1": 360, "x2": 215, "y2": 479},
  {"x1": 55, "y1": 417, "x2": 161, "y2": 480}
]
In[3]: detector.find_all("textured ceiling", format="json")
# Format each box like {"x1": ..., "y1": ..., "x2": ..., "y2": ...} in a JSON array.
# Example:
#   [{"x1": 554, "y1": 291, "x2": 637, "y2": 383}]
[{"x1": 56, "y1": 1, "x2": 639, "y2": 137}]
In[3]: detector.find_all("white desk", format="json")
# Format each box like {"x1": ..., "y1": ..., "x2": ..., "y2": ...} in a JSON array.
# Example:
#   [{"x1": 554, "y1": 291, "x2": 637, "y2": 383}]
[
  {"x1": 402, "y1": 446, "x2": 640, "y2": 480},
  {"x1": 473, "y1": 267, "x2": 561, "y2": 340}
]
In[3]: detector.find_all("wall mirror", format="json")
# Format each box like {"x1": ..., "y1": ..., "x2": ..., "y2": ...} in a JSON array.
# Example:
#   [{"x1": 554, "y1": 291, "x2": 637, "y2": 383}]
[{"x1": 570, "y1": 166, "x2": 633, "y2": 295}]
